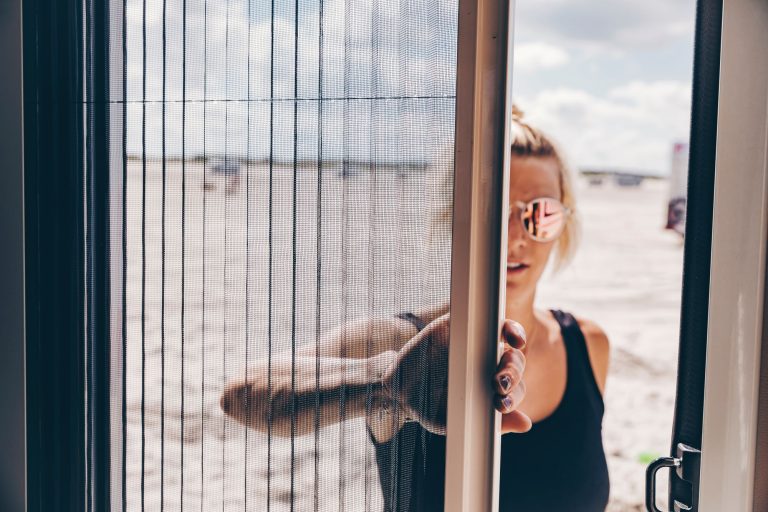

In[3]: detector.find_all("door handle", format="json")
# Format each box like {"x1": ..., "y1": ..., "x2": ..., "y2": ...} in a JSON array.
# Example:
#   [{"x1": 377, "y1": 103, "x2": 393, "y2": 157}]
[
  {"x1": 646, "y1": 456, "x2": 680, "y2": 511},
  {"x1": 646, "y1": 443, "x2": 701, "y2": 511}
]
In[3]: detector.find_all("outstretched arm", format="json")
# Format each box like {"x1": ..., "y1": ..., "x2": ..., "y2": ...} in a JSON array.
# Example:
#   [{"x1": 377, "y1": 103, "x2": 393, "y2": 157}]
[
  {"x1": 220, "y1": 305, "x2": 449, "y2": 440},
  {"x1": 220, "y1": 305, "x2": 531, "y2": 441},
  {"x1": 219, "y1": 307, "x2": 449, "y2": 438},
  {"x1": 293, "y1": 302, "x2": 450, "y2": 359},
  {"x1": 220, "y1": 350, "x2": 398, "y2": 437}
]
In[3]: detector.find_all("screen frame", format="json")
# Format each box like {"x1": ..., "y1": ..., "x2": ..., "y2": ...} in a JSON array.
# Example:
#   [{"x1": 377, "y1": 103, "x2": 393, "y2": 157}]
[
  {"x1": 1, "y1": 0, "x2": 26, "y2": 508},
  {"x1": 444, "y1": 0, "x2": 515, "y2": 511},
  {"x1": 697, "y1": 0, "x2": 768, "y2": 509},
  {"x1": 23, "y1": 0, "x2": 516, "y2": 509},
  {"x1": 23, "y1": 0, "x2": 90, "y2": 509}
]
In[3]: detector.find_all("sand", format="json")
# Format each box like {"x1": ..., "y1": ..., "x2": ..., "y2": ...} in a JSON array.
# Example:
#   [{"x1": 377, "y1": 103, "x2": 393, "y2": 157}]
[{"x1": 120, "y1": 160, "x2": 681, "y2": 511}]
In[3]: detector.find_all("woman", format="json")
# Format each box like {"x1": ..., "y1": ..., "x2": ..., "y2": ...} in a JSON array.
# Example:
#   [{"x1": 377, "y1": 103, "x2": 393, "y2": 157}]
[{"x1": 220, "y1": 109, "x2": 610, "y2": 511}]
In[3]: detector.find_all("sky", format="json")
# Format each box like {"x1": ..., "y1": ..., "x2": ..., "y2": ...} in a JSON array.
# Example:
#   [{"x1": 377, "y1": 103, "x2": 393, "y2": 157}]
[
  {"x1": 123, "y1": 0, "x2": 697, "y2": 174},
  {"x1": 512, "y1": 0, "x2": 697, "y2": 174}
]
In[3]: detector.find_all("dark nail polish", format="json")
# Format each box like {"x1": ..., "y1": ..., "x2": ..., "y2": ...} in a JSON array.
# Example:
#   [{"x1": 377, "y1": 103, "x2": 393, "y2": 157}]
[
  {"x1": 500, "y1": 375, "x2": 511, "y2": 392},
  {"x1": 502, "y1": 396, "x2": 513, "y2": 411}
]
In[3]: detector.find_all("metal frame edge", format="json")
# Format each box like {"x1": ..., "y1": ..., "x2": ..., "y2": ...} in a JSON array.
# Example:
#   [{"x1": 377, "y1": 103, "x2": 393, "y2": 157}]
[
  {"x1": 698, "y1": 0, "x2": 768, "y2": 509},
  {"x1": 444, "y1": 0, "x2": 514, "y2": 510}
]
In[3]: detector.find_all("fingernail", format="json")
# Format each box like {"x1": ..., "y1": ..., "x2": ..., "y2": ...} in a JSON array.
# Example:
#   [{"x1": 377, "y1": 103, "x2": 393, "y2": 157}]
[
  {"x1": 500, "y1": 375, "x2": 511, "y2": 392},
  {"x1": 502, "y1": 396, "x2": 513, "y2": 411},
  {"x1": 510, "y1": 321, "x2": 527, "y2": 343}
]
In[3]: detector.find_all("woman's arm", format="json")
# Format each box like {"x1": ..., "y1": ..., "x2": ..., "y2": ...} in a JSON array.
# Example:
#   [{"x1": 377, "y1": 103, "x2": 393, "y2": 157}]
[
  {"x1": 292, "y1": 302, "x2": 451, "y2": 359},
  {"x1": 220, "y1": 350, "x2": 398, "y2": 437},
  {"x1": 221, "y1": 305, "x2": 531, "y2": 440},
  {"x1": 220, "y1": 310, "x2": 451, "y2": 439},
  {"x1": 220, "y1": 308, "x2": 452, "y2": 439}
]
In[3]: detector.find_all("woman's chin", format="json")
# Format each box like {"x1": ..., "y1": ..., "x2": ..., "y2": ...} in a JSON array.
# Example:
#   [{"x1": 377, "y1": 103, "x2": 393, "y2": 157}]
[
  {"x1": 505, "y1": 268, "x2": 527, "y2": 283},
  {"x1": 505, "y1": 270, "x2": 535, "y2": 292}
]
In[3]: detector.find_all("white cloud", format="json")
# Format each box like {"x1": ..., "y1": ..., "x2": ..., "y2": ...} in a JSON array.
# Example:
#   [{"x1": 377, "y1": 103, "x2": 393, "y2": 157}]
[
  {"x1": 121, "y1": 0, "x2": 695, "y2": 173},
  {"x1": 514, "y1": 42, "x2": 569, "y2": 72},
  {"x1": 514, "y1": 0, "x2": 696, "y2": 54},
  {"x1": 517, "y1": 80, "x2": 692, "y2": 173},
  {"x1": 123, "y1": 0, "x2": 458, "y2": 160}
]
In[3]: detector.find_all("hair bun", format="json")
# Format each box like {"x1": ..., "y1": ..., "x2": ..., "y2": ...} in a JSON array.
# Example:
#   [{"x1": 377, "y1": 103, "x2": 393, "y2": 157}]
[{"x1": 511, "y1": 104, "x2": 525, "y2": 121}]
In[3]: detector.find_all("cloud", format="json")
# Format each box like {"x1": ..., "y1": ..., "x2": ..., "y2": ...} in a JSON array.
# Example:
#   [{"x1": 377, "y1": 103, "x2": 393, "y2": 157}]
[
  {"x1": 517, "y1": 80, "x2": 692, "y2": 173},
  {"x1": 514, "y1": 0, "x2": 696, "y2": 53},
  {"x1": 121, "y1": 0, "x2": 695, "y2": 173},
  {"x1": 124, "y1": 0, "x2": 458, "y2": 161},
  {"x1": 513, "y1": 42, "x2": 570, "y2": 72}
]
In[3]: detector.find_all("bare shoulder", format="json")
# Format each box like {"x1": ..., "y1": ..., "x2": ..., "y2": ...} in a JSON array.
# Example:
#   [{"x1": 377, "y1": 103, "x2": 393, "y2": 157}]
[{"x1": 575, "y1": 317, "x2": 610, "y2": 395}]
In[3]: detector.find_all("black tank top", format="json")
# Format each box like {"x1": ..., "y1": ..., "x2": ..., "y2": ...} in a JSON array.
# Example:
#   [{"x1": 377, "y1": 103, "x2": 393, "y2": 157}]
[{"x1": 371, "y1": 310, "x2": 610, "y2": 511}]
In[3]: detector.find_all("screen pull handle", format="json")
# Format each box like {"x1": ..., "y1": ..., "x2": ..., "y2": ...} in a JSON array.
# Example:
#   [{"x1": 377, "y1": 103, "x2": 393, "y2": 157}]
[{"x1": 646, "y1": 443, "x2": 701, "y2": 511}]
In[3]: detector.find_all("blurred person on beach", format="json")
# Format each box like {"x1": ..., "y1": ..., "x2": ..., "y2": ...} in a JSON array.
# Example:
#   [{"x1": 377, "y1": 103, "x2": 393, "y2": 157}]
[
  {"x1": 220, "y1": 107, "x2": 611, "y2": 512},
  {"x1": 204, "y1": 158, "x2": 241, "y2": 195}
]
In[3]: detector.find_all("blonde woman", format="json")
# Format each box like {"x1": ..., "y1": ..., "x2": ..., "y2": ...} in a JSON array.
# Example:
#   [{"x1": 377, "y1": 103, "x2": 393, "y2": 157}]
[{"x1": 221, "y1": 108, "x2": 610, "y2": 511}]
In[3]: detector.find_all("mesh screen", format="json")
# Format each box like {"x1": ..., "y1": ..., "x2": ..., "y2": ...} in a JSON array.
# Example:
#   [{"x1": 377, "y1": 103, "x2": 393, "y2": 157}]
[{"x1": 113, "y1": 0, "x2": 459, "y2": 510}]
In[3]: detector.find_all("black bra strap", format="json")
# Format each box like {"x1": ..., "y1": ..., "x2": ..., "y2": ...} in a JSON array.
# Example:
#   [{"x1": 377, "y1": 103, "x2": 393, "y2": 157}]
[{"x1": 395, "y1": 311, "x2": 427, "y2": 332}]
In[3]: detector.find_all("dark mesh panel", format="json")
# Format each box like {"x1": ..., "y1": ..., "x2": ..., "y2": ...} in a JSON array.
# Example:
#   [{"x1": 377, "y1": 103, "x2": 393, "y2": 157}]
[{"x1": 114, "y1": 0, "x2": 459, "y2": 509}]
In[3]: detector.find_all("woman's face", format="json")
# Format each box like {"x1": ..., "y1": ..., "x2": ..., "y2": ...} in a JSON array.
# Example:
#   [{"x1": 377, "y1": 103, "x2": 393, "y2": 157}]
[{"x1": 505, "y1": 156, "x2": 562, "y2": 296}]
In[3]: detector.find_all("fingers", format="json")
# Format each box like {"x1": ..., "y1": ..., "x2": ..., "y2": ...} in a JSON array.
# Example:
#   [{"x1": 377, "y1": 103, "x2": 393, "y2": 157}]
[
  {"x1": 499, "y1": 344, "x2": 525, "y2": 373},
  {"x1": 494, "y1": 342, "x2": 525, "y2": 392},
  {"x1": 501, "y1": 319, "x2": 527, "y2": 350},
  {"x1": 494, "y1": 354, "x2": 524, "y2": 396},
  {"x1": 220, "y1": 381, "x2": 252, "y2": 424},
  {"x1": 501, "y1": 410, "x2": 533, "y2": 433},
  {"x1": 493, "y1": 321, "x2": 527, "y2": 416},
  {"x1": 494, "y1": 378, "x2": 526, "y2": 414},
  {"x1": 495, "y1": 366, "x2": 532, "y2": 434}
]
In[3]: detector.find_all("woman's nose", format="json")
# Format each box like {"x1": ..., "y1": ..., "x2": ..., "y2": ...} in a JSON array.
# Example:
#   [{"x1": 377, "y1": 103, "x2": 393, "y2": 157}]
[{"x1": 507, "y1": 211, "x2": 528, "y2": 248}]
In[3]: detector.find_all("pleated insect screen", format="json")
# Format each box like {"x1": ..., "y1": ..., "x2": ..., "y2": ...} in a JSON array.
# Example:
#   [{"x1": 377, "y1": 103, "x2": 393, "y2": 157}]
[{"x1": 114, "y1": 0, "x2": 459, "y2": 510}]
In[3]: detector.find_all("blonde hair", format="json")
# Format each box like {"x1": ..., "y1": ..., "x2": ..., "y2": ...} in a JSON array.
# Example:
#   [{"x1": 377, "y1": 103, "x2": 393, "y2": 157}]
[
  {"x1": 429, "y1": 105, "x2": 580, "y2": 271},
  {"x1": 509, "y1": 105, "x2": 580, "y2": 271}
]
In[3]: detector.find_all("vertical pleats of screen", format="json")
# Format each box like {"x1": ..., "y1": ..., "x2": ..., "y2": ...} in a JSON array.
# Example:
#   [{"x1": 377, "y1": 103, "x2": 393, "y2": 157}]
[{"x1": 116, "y1": 0, "x2": 458, "y2": 510}]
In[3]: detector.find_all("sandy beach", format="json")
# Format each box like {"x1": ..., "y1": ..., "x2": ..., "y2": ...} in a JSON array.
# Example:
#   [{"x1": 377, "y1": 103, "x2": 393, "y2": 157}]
[{"x1": 120, "y1": 159, "x2": 682, "y2": 511}]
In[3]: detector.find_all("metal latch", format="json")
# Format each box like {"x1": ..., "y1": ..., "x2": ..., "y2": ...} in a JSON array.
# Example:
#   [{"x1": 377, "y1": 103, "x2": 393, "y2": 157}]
[{"x1": 646, "y1": 443, "x2": 701, "y2": 512}]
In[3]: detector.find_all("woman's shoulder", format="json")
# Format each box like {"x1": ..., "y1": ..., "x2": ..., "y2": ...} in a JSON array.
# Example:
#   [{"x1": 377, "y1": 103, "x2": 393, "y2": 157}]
[
  {"x1": 544, "y1": 309, "x2": 610, "y2": 395},
  {"x1": 574, "y1": 316, "x2": 610, "y2": 395},
  {"x1": 534, "y1": 309, "x2": 610, "y2": 395}
]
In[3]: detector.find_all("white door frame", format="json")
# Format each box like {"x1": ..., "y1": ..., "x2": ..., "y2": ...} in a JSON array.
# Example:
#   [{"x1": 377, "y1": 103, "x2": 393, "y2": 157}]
[
  {"x1": 444, "y1": 0, "x2": 515, "y2": 511},
  {"x1": 698, "y1": 0, "x2": 768, "y2": 510}
]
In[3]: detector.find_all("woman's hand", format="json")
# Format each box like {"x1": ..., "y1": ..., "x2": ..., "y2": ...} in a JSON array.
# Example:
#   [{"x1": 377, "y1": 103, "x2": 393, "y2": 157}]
[
  {"x1": 495, "y1": 320, "x2": 532, "y2": 433},
  {"x1": 221, "y1": 312, "x2": 532, "y2": 440},
  {"x1": 370, "y1": 315, "x2": 531, "y2": 440},
  {"x1": 372, "y1": 313, "x2": 451, "y2": 438}
]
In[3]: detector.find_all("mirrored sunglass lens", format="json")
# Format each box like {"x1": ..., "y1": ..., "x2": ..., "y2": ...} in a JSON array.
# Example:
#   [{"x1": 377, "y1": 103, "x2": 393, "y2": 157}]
[{"x1": 522, "y1": 199, "x2": 565, "y2": 241}]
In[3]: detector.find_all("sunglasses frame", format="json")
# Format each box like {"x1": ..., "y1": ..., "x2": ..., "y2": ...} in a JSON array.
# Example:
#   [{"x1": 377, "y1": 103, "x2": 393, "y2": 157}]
[{"x1": 510, "y1": 197, "x2": 572, "y2": 243}]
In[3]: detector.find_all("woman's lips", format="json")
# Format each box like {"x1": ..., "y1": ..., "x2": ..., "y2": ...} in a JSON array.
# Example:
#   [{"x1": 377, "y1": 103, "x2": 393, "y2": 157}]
[{"x1": 506, "y1": 262, "x2": 529, "y2": 274}]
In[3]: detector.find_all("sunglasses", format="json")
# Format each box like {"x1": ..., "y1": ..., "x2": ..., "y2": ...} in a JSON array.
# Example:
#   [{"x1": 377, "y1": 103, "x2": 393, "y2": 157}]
[{"x1": 509, "y1": 197, "x2": 571, "y2": 243}]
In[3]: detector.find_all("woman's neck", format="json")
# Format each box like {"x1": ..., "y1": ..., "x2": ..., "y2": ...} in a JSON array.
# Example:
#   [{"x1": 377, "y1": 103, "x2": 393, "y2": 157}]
[{"x1": 504, "y1": 289, "x2": 539, "y2": 350}]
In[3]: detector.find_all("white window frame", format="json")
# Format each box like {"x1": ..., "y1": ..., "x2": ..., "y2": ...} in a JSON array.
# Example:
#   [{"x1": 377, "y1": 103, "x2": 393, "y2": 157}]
[
  {"x1": 444, "y1": 0, "x2": 515, "y2": 510},
  {"x1": 698, "y1": 0, "x2": 768, "y2": 510}
]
